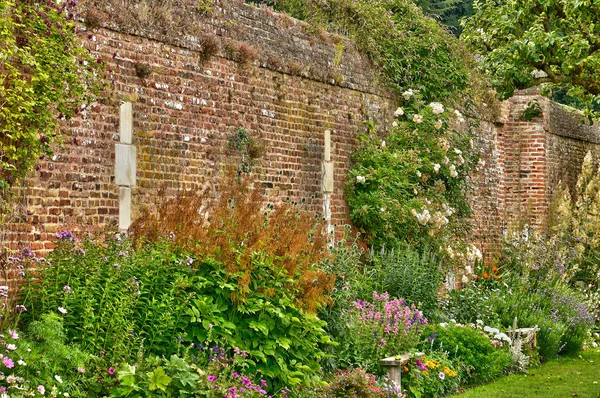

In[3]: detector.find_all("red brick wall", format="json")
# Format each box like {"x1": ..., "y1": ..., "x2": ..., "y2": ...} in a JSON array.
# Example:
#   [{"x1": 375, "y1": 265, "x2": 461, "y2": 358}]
[
  {"x1": 4, "y1": 0, "x2": 599, "y2": 260},
  {"x1": 1, "y1": 0, "x2": 395, "y2": 253},
  {"x1": 479, "y1": 89, "x2": 600, "y2": 246}
]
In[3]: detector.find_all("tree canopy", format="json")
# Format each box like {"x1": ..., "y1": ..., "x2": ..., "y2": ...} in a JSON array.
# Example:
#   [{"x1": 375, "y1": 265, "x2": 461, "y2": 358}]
[{"x1": 462, "y1": 0, "x2": 600, "y2": 117}]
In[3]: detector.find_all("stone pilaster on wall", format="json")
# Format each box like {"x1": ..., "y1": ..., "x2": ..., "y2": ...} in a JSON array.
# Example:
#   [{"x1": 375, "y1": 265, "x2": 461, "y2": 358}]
[
  {"x1": 115, "y1": 102, "x2": 136, "y2": 231},
  {"x1": 322, "y1": 130, "x2": 334, "y2": 239}
]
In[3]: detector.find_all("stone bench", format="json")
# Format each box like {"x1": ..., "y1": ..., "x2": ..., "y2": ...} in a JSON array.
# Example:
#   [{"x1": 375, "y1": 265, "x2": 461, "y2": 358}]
[
  {"x1": 380, "y1": 352, "x2": 424, "y2": 392},
  {"x1": 507, "y1": 327, "x2": 538, "y2": 351}
]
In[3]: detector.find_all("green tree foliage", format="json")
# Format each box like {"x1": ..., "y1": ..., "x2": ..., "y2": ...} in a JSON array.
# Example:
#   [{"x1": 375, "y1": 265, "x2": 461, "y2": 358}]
[
  {"x1": 463, "y1": 0, "x2": 600, "y2": 118},
  {"x1": 271, "y1": 0, "x2": 478, "y2": 104},
  {"x1": 415, "y1": 0, "x2": 462, "y2": 17},
  {"x1": 0, "y1": 0, "x2": 105, "y2": 195}
]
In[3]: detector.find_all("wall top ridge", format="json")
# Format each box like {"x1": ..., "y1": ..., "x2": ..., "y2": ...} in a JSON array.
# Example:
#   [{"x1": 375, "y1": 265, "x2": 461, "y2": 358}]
[{"x1": 87, "y1": 0, "x2": 394, "y2": 98}]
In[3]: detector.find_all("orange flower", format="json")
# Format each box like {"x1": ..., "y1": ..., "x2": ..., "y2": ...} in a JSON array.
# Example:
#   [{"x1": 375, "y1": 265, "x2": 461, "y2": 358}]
[
  {"x1": 483, "y1": 271, "x2": 489, "y2": 279},
  {"x1": 402, "y1": 366, "x2": 409, "y2": 372}
]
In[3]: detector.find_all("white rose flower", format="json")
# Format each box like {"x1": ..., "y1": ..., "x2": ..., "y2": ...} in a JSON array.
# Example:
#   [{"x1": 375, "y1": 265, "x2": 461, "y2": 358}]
[
  {"x1": 356, "y1": 175, "x2": 366, "y2": 183},
  {"x1": 450, "y1": 164, "x2": 458, "y2": 177},
  {"x1": 416, "y1": 170, "x2": 422, "y2": 178},
  {"x1": 394, "y1": 107, "x2": 404, "y2": 117},
  {"x1": 433, "y1": 163, "x2": 441, "y2": 173},
  {"x1": 454, "y1": 109, "x2": 465, "y2": 123},
  {"x1": 402, "y1": 89, "x2": 414, "y2": 100},
  {"x1": 434, "y1": 120, "x2": 443, "y2": 130},
  {"x1": 429, "y1": 102, "x2": 444, "y2": 115},
  {"x1": 392, "y1": 121, "x2": 398, "y2": 127},
  {"x1": 413, "y1": 114, "x2": 423, "y2": 124}
]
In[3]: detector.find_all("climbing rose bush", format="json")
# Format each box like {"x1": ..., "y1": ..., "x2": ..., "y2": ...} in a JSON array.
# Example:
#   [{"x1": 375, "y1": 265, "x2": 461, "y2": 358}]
[{"x1": 347, "y1": 89, "x2": 479, "y2": 254}]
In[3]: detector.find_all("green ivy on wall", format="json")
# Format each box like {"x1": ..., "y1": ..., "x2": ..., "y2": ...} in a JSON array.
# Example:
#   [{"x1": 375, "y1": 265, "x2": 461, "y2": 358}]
[{"x1": 0, "y1": 0, "x2": 106, "y2": 197}]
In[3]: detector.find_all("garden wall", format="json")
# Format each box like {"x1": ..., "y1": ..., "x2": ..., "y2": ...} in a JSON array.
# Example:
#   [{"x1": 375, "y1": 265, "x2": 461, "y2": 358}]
[
  {"x1": 2, "y1": 0, "x2": 600, "y2": 263},
  {"x1": 492, "y1": 89, "x2": 600, "y2": 235},
  {"x1": 1, "y1": 0, "x2": 395, "y2": 253}
]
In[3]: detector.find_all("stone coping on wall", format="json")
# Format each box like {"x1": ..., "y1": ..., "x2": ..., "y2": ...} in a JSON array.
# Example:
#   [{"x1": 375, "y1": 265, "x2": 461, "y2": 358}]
[
  {"x1": 88, "y1": 0, "x2": 391, "y2": 98},
  {"x1": 547, "y1": 101, "x2": 600, "y2": 144}
]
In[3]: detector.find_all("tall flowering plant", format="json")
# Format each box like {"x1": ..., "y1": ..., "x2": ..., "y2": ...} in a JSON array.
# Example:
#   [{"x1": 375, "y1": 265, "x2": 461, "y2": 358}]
[{"x1": 345, "y1": 292, "x2": 427, "y2": 372}]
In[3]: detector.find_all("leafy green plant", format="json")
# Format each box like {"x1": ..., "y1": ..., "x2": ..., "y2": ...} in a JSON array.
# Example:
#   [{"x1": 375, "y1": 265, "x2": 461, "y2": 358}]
[
  {"x1": 21, "y1": 234, "x2": 332, "y2": 393},
  {"x1": 418, "y1": 323, "x2": 511, "y2": 385},
  {"x1": 375, "y1": 247, "x2": 444, "y2": 320},
  {"x1": 183, "y1": 255, "x2": 333, "y2": 390},
  {"x1": 110, "y1": 347, "x2": 284, "y2": 397},
  {"x1": 229, "y1": 128, "x2": 265, "y2": 175},
  {"x1": 521, "y1": 100, "x2": 542, "y2": 121},
  {"x1": 347, "y1": 91, "x2": 478, "y2": 252}
]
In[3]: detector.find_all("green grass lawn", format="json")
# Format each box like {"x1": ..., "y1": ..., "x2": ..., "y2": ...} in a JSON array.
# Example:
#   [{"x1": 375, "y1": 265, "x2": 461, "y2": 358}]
[{"x1": 453, "y1": 349, "x2": 600, "y2": 398}]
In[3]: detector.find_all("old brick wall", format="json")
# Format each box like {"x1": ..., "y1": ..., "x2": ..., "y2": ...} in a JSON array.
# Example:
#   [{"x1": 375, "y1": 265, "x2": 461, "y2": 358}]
[
  {"x1": 1, "y1": 0, "x2": 394, "y2": 253},
  {"x1": 470, "y1": 120, "x2": 503, "y2": 262},
  {"x1": 486, "y1": 89, "x2": 600, "y2": 241},
  {"x1": 3, "y1": 0, "x2": 600, "y2": 259}
]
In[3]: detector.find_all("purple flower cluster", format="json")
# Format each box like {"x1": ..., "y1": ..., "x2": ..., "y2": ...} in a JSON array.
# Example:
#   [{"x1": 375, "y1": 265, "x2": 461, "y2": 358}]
[
  {"x1": 55, "y1": 230, "x2": 76, "y2": 242},
  {"x1": 351, "y1": 291, "x2": 427, "y2": 355},
  {"x1": 221, "y1": 375, "x2": 274, "y2": 398}
]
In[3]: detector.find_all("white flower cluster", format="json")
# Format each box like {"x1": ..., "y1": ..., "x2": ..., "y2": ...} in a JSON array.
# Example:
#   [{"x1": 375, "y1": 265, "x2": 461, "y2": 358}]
[
  {"x1": 412, "y1": 208, "x2": 431, "y2": 225},
  {"x1": 394, "y1": 107, "x2": 404, "y2": 117},
  {"x1": 402, "y1": 89, "x2": 414, "y2": 100},
  {"x1": 429, "y1": 102, "x2": 444, "y2": 115},
  {"x1": 413, "y1": 114, "x2": 423, "y2": 124},
  {"x1": 356, "y1": 175, "x2": 366, "y2": 183},
  {"x1": 494, "y1": 332, "x2": 512, "y2": 344},
  {"x1": 411, "y1": 206, "x2": 449, "y2": 229},
  {"x1": 449, "y1": 164, "x2": 458, "y2": 177},
  {"x1": 454, "y1": 109, "x2": 465, "y2": 123},
  {"x1": 466, "y1": 245, "x2": 483, "y2": 262}
]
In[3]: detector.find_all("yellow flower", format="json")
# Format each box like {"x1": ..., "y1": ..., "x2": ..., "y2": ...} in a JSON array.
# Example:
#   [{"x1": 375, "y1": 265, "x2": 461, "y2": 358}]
[
  {"x1": 423, "y1": 370, "x2": 429, "y2": 377},
  {"x1": 443, "y1": 367, "x2": 457, "y2": 377}
]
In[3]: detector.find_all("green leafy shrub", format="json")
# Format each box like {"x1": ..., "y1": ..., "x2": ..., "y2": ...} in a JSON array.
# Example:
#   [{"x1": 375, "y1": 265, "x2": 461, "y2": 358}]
[
  {"x1": 418, "y1": 323, "x2": 511, "y2": 385},
  {"x1": 402, "y1": 351, "x2": 461, "y2": 398},
  {"x1": 21, "y1": 235, "x2": 331, "y2": 393},
  {"x1": 0, "y1": 0, "x2": 106, "y2": 194},
  {"x1": 375, "y1": 247, "x2": 443, "y2": 320},
  {"x1": 21, "y1": 236, "x2": 190, "y2": 361},
  {"x1": 271, "y1": 0, "x2": 487, "y2": 106},
  {"x1": 110, "y1": 347, "x2": 286, "y2": 397}
]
